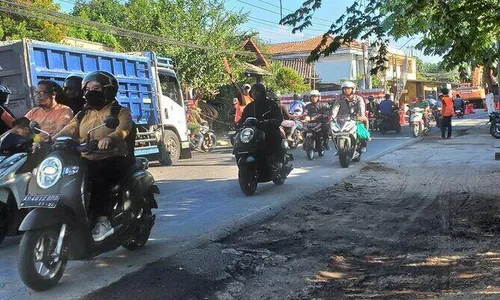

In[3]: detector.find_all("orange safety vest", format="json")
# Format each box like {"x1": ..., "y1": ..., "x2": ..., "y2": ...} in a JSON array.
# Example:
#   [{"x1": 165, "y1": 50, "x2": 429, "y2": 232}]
[
  {"x1": 442, "y1": 96, "x2": 454, "y2": 117},
  {"x1": 234, "y1": 95, "x2": 253, "y2": 123}
]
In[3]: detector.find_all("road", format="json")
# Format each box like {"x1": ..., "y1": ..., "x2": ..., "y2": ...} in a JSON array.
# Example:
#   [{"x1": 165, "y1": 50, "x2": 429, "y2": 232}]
[{"x1": 0, "y1": 111, "x2": 489, "y2": 300}]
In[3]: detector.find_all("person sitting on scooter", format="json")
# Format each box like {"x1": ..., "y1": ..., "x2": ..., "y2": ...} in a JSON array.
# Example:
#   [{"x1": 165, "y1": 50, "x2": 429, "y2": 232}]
[
  {"x1": 186, "y1": 101, "x2": 206, "y2": 149},
  {"x1": 289, "y1": 93, "x2": 305, "y2": 117},
  {"x1": 303, "y1": 90, "x2": 330, "y2": 147},
  {"x1": 274, "y1": 94, "x2": 296, "y2": 141},
  {"x1": 63, "y1": 74, "x2": 85, "y2": 115},
  {"x1": 54, "y1": 71, "x2": 133, "y2": 242},
  {"x1": 331, "y1": 81, "x2": 368, "y2": 153},
  {"x1": 453, "y1": 94, "x2": 465, "y2": 112},
  {"x1": 237, "y1": 83, "x2": 288, "y2": 172}
]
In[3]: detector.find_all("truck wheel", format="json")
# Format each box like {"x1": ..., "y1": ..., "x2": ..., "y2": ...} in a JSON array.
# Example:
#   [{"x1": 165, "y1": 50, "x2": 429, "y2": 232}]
[{"x1": 159, "y1": 130, "x2": 180, "y2": 166}]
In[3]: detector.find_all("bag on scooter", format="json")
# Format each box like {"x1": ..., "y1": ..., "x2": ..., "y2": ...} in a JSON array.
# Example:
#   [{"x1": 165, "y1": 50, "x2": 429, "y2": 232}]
[{"x1": 356, "y1": 122, "x2": 371, "y2": 140}]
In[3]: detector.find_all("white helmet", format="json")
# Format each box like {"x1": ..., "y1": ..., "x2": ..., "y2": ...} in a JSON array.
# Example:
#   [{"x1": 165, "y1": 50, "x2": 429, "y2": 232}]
[
  {"x1": 309, "y1": 90, "x2": 320, "y2": 97},
  {"x1": 341, "y1": 81, "x2": 356, "y2": 91}
]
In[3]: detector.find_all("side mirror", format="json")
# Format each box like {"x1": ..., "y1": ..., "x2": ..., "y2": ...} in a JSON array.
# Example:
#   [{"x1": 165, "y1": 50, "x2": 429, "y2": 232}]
[
  {"x1": 29, "y1": 121, "x2": 41, "y2": 132},
  {"x1": 104, "y1": 116, "x2": 119, "y2": 129}
]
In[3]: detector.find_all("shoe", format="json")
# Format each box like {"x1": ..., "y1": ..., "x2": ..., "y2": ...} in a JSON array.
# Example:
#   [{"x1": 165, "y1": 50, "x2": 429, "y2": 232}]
[
  {"x1": 446, "y1": 136, "x2": 452, "y2": 139},
  {"x1": 92, "y1": 219, "x2": 114, "y2": 242},
  {"x1": 334, "y1": 151, "x2": 338, "y2": 156},
  {"x1": 441, "y1": 137, "x2": 446, "y2": 140},
  {"x1": 360, "y1": 147, "x2": 367, "y2": 153}
]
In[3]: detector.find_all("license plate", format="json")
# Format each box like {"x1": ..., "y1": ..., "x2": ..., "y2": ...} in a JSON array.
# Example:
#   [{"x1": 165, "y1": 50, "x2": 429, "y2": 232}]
[{"x1": 20, "y1": 195, "x2": 60, "y2": 209}]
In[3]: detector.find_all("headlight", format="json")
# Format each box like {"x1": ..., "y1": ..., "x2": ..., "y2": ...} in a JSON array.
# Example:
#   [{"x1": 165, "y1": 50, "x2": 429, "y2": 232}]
[
  {"x1": 37, "y1": 157, "x2": 63, "y2": 189},
  {"x1": 239, "y1": 128, "x2": 255, "y2": 143}
]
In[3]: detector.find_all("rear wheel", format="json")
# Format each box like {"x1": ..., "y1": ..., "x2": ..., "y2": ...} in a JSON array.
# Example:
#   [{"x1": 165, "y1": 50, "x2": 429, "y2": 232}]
[
  {"x1": 123, "y1": 202, "x2": 154, "y2": 251},
  {"x1": 159, "y1": 130, "x2": 180, "y2": 166},
  {"x1": 18, "y1": 229, "x2": 67, "y2": 291},
  {"x1": 201, "y1": 132, "x2": 217, "y2": 152},
  {"x1": 238, "y1": 165, "x2": 258, "y2": 196},
  {"x1": 338, "y1": 139, "x2": 351, "y2": 168},
  {"x1": 272, "y1": 177, "x2": 286, "y2": 185},
  {"x1": 0, "y1": 203, "x2": 8, "y2": 244},
  {"x1": 490, "y1": 123, "x2": 500, "y2": 139}
]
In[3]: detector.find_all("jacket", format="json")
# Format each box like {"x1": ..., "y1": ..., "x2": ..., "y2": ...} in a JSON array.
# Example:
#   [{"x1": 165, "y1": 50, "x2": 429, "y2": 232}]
[{"x1": 441, "y1": 96, "x2": 454, "y2": 117}]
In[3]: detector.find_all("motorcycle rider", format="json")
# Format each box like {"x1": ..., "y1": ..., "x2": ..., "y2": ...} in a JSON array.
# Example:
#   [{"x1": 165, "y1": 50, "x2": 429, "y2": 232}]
[
  {"x1": 303, "y1": 90, "x2": 330, "y2": 148},
  {"x1": 54, "y1": 71, "x2": 133, "y2": 242},
  {"x1": 453, "y1": 94, "x2": 465, "y2": 113},
  {"x1": 289, "y1": 93, "x2": 306, "y2": 116},
  {"x1": 0, "y1": 84, "x2": 16, "y2": 135},
  {"x1": 410, "y1": 96, "x2": 431, "y2": 128},
  {"x1": 63, "y1": 74, "x2": 85, "y2": 115},
  {"x1": 186, "y1": 101, "x2": 206, "y2": 150},
  {"x1": 25, "y1": 80, "x2": 73, "y2": 141},
  {"x1": 331, "y1": 81, "x2": 368, "y2": 153},
  {"x1": 237, "y1": 83, "x2": 288, "y2": 172}
]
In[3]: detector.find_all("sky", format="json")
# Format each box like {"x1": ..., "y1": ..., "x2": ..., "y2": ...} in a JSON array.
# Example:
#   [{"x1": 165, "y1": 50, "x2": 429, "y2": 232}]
[{"x1": 55, "y1": 0, "x2": 441, "y2": 63}]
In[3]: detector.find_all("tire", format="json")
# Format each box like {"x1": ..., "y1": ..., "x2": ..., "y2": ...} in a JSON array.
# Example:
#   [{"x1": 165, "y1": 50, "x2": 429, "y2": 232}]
[
  {"x1": 0, "y1": 203, "x2": 8, "y2": 244},
  {"x1": 395, "y1": 124, "x2": 402, "y2": 134},
  {"x1": 412, "y1": 124, "x2": 420, "y2": 137},
  {"x1": 272, "y1": 177, "x2": 286, "y2": 185},
  {"x1": 123, "y1": 202, "x2": 154, "y2": 251},
  {"x1": 238, "y1": 165, "x2": 258, "y2": 196},
  {"x1": 490, "y1": 124, "x2": 500, "y2": 139},
  {"x1": 318, "y1": 149, "x2": 325, "y2": 157},
  {"x1": 338, "y1": 139, "x2": 350, "y2": 168},
  {"x1": 159, "y1": 130, "x2": 180, "y2": 166},
  {"x1": 201, "y1": 133, "x2": 216, "y2": 152},
  {"x1": 18, "y1": 229, "x2": 67, "y2": 291},
  {"x1": 289, "y1": 132, "x2": 299, "y2": 150},
  {"x1": 306, "y1": 149, "x2": 314, "y2": 161},
  {"x1": 379, "y1": 127, "x2": 387, "y2": 134},
  {"x1": 305, "y1": 136, "x2": 314, "y2": 160}
]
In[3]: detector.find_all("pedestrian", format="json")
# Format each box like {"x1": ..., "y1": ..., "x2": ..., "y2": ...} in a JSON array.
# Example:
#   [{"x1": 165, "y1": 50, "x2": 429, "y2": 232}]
[
  {"x1": 485, "y1": 88, "x2": 495, "y2": 114},
  {"x1": 440, "y1": 88, "x2": 454, "y2": 139}
]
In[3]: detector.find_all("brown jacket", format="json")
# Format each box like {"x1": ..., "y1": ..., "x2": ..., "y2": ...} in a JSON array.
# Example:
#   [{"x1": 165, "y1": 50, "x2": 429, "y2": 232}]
[{"x1": 55, "y1": 103, "x2": 133, "y2": 160}]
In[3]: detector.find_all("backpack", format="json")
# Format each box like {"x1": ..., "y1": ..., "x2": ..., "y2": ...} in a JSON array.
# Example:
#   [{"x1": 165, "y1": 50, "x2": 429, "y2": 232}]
[{"x1": 76, "y1": 102, "x2": 136, "y2": 161}]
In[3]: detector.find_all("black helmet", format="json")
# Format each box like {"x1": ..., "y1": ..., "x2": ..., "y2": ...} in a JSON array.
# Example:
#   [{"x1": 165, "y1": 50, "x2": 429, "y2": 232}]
[
  {"x1": 250, "y1": 83, "x2": 267, "y2": 102},
  {"x1": 82, "y1": 71, "x2": 119, "y2": 100},
  {"x1": 368, "y1": 95, "x2": 374, "y2": 101},
  {"x1": 63, "y1": 74, "x2": 84, "y2": 90},
  {"x1": 440, "y1": 87, "x2": 449, "y2": 95},
  {"x1": 0, "y1": 84, "x2": 12, "y2": 104}
]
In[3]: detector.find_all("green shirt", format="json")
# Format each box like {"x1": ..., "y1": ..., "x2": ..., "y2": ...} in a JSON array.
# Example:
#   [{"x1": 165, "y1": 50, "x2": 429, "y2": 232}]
[{"x1": 411, "y1": 101, "x2": 430, "y2": 109}]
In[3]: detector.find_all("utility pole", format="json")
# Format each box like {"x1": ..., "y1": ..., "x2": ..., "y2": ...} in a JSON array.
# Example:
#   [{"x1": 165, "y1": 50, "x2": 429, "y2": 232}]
[
  {"x1": 497, "y1": 40, "x2": 500, "y2": 96},
  {"x1": 362, "y1": 42, "x2": 368, "y2": 89}
]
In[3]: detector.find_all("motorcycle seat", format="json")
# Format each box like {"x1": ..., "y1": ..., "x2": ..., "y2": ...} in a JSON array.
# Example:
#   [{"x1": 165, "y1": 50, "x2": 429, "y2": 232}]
[{"x1": 107, "y1": 158, "x2": 149, "y2": 194}]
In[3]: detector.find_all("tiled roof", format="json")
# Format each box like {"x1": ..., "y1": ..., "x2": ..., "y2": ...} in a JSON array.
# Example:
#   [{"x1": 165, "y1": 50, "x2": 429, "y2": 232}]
[
  {"x1": 269, "y1": 35, "x2": 362, "y2": 55},
  {"x1": 271, "y1": 58, "x2": 319, "y2": 82}
]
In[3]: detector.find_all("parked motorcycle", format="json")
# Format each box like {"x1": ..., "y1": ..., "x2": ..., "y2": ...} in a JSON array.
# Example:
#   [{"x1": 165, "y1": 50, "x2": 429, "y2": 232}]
[
  {"x1": 189, "y1": 122, "x2": 217, "y2": 152},
  {"x1": 331, "y1": 116, "x2": 362, "y2": 168},
  {"x1": 375, "y1": 109, "x2": 401, "y2": 134},
  {"x1": 302, "y1": 108, "x2": 330, "y2": 161},
  {"x1": 17, "y1": 118, "x2": 159, "y2": 291},
  {"x1": 0, "y1": 132, "x2": 35, "y2": 244},
  {"x1": 410, "y1": 107, "x2": 431, "y2": 137},
  {"x1": 454, "y1": 106, "x2": 465, "y2": 118},
  {"x1": 489, "y1": 112, "x2": 500, "y2": 139},
  {"x1": 233, "y1": 117, "x2": 293, "y2": 196}
]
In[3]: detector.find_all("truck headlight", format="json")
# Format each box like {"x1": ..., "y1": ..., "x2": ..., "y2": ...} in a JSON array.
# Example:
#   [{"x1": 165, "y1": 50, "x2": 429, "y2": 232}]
[
  {"x1": 37, "y1": 157, "x2": 63, "y2": 189},
  {"x1": 239, "y1": 128, "x2": 255, "y2": 143}
]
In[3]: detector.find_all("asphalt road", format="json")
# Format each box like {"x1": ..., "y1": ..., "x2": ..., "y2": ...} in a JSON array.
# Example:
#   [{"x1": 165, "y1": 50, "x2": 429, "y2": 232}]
[{"x1": 0, "y1": 111, "x2": 489, "y2": 300}]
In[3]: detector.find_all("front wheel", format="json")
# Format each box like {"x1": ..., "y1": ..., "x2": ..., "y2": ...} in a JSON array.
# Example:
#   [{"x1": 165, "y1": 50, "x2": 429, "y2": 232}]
[
  {"x1": 412, "y1": 124, "x2": 420, "y2": 137},
  {"x1": 159, "y1": 130, "x2": 180, "y2": 166},
  {"x1": 338, "y1": 139, "x2": 351, "y2": 168},
  {"x1": 490, "y1": 123, "x2": 500, "y2": 139},
  {"x1": 18, "y1": 229, "x2": 67, "y2": 291},
  {"x1": 201, "y1": 132, "x2": 217, "y2": 152},
  {"x1": 395, "y1": 124, "x2": 402, "y2": 134},
  {"x1": 238, "y1": 165, "x2": 258, "y2": 196},
  {"x1": 272, "y1": 177, "x2": 286, "y2": 185}
]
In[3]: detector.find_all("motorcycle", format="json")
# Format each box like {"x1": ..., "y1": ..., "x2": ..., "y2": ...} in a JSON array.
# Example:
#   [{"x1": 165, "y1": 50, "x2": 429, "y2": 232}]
[
  {"x1": 233, "y1": 117, "x2": 293, "y2": 196},
  {"x1": 189, "y1": 122, "x2": 217, "y2": 152},
  {"x1": 17, "y1": 118, "x2": 159, "y2": 291},
  {"x1": 302, "y1": 108, "x2": 330, "y2": 161},
  {"x1": 454, "y1": 106, "x2": 465, "y2": 119},
  {"x1": 0, "y1": 132, "x2": 35, "y2": 244},
  {"x1": 489, "y1": 112, "x2": 500, "y2": 139},
  {"x1": 375, "y1": 108, "x2": 402, "y2": 134},
  {"x1": 331, "y1": 116, "x2": 362, "y2": 168},
  {"x1": 282, "y1": 119, "x2": 303, "y2": 149},
  {"x1": 410, "y1": 107, "x2": 431, "y2": 137}
]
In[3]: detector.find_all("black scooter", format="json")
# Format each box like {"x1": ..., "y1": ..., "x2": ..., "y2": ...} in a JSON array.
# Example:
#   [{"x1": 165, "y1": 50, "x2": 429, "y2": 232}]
[
  {"x1": 375, "y1": 108, "x2": 402, "y2": 134},
  {"x1": 17, "y1": 117, "x2": 159, "y2": 291},
  {"x1": 233, "y1": 117, "x2": 293, "y2": 196}
]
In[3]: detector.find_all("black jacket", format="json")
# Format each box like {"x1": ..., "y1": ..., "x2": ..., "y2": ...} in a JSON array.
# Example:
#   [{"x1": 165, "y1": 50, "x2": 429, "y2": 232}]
[{"x1": 238, "y1": 99, "x2": 283, "y2": 132}]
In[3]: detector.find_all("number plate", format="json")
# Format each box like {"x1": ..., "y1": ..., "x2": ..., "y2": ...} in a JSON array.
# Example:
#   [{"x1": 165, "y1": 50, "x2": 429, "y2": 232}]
[{"x1": 20, "y1": 195, "x2": 60, "y2": 209}]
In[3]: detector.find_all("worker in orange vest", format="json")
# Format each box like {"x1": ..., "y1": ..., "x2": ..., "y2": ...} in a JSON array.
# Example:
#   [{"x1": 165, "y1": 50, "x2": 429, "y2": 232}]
[
  {"x1": 231, "y1": 77, "x2": 254, "y2": 124},
  {"x1": 440, "y1": 88, "x2": 454, "y2": 139}
]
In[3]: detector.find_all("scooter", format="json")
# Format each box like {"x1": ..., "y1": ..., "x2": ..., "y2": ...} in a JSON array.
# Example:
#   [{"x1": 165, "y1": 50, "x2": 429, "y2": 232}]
[
  {"x1": 410, "y1": 107, "x2": 431, "y2": 137},
  {"x1": 0, "y1": 132, "x2": 35, "y2": 244},
  {"x1": 233, "y1": 117, "x2": 293, "y2": 196},
  {"x1": 302, "y1": 108, "x2": 331, "y2": 161},
  {"x1": 454, "y1": 106, "x2": 465, "y2": 119},
  {"x1": 282, "y1": 119, "x2": 303, "y2": 149},
  {"x1": 331, "y1": 116, "x2": 362, "y2": 168},
  {"x1": 488, "y1": 111, "x2": 500, "y2": 139},
  {"x1": 189, "y1": 122, "x2": 216, "y2": 152},
  {"x1": 375, "y1": 108, "x2": 402, "y2": 134},
  {"x1": 17, "y1": 118, "x2": 159, "y2": 291}
]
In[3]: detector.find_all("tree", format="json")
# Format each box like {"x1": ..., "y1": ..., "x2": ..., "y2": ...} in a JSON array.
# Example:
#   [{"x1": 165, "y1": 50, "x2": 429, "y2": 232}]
[
  {"x1": 280, "y1": 0, "x2": 499, "y2": 88},
  {"x1": 263, "y1": 62, "x2": 310, "y2": 94},
  {"x1": 0, "y1": 0, "x2": 69, "y2": 42}
]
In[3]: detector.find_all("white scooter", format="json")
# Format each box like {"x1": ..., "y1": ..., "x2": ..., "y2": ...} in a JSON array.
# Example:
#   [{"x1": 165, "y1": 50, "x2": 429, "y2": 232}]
[{"x1": 410, "y1": 107, "x2": 431, "y2": 137}]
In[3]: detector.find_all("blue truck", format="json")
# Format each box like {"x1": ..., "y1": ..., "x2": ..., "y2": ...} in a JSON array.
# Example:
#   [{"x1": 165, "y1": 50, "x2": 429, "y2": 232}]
[{"x1": 0, "y1": 38, "x2": 191, "y2": 165}]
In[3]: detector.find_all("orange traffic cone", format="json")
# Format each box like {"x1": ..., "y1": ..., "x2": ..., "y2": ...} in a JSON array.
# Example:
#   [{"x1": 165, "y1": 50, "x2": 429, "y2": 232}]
[{"x1": 399, "y1": 109, "x2": 407, "y2": 125}]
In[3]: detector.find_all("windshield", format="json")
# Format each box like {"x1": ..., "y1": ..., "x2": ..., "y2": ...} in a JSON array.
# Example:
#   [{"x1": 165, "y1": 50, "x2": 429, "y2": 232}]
[{"x1": 159, "y1": 73, "x2": 182, "y2": 106}]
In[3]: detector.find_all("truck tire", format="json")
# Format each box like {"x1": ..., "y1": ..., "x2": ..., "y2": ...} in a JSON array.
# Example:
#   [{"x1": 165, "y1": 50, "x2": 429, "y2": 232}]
[{"x1": 159, "y1": 130, "x2": 180, "y2": 166}]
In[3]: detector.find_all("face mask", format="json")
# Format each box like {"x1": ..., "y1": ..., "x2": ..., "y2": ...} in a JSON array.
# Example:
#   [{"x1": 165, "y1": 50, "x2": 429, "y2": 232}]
[{"x1": 84, "y1": 90, "x2": 106, "y2": 107}]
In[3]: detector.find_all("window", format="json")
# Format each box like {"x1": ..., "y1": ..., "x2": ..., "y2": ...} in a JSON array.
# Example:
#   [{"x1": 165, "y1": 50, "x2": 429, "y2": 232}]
[{"x1": 159, "y1": 73, "x2": 182, "y2": 106}]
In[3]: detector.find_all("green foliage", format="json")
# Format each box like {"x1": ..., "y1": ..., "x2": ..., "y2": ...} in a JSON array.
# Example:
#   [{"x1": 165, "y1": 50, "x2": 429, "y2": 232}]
[
  {"x1": 281, "y1": 0, "x2": 499, "y2": 77},
  {"x1": 263, "y1": 62, "x2": 310, "y2": 94},
  {"x1": 0, "y1": 0, "x2": 69, "y2": 42}
]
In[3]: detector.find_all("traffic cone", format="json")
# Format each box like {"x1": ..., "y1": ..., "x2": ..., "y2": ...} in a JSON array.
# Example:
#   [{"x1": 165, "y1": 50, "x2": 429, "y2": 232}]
[
  {"x1": 399, "y1": 109, "x2": 407, "y2": 125},
  {"x1": 496, "y1": 102, "x2": 500, "y2": 111}
]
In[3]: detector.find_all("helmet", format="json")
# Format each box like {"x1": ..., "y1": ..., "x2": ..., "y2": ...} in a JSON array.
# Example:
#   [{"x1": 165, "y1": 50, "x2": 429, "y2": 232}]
[
  {"x1": 242, "y1": 83, "x2": 251, "y2": 90},
  {"x1": 82, "y1": 71, "x2": 119, "y2": 100},
  {"x1": 309, "y1": 90, "x2": 320, "y2": 97},
  {"x1": 368, "y1": 95, "x2": 374, "y2": 101},
  {"x1": 0, "y1": 84, "x2": 12, "y2": 104},
  {"x1": 63, "y1": 74, "x2": 84, "y2": 90},
  {"x1": 341, "y1": 81, "x2": 356, "y2": 90}
]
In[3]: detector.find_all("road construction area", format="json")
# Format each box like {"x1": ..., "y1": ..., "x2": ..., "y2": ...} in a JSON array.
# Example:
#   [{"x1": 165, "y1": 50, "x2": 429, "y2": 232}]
[{"x1": 0, "y1": 111, "x2": 493, "y2": 299}]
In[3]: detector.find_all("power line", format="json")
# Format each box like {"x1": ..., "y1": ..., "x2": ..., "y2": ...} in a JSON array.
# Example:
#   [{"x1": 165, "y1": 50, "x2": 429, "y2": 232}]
[
  {"x1": 0, "y1": 0, "x2": 260, "y2": 58},
  {"x1": 256, "y1": 0, "x2": 333, "y2": 24},
  {"x1": 247, "y1": 16, "x2": 327, "y2": 33}
]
